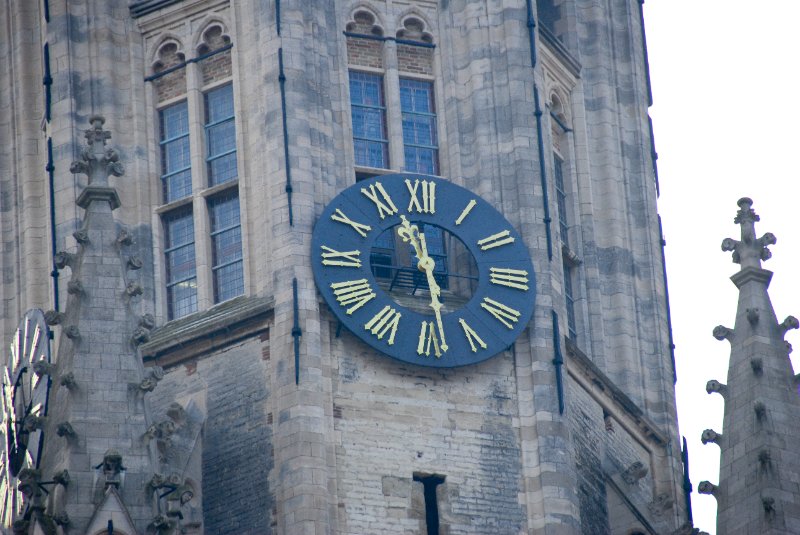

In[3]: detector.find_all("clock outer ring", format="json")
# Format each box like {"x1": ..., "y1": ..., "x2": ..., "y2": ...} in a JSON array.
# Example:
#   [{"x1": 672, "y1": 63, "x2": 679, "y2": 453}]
[{"x1": 312, "y1": 173, "x2": 536, "y2": 368}]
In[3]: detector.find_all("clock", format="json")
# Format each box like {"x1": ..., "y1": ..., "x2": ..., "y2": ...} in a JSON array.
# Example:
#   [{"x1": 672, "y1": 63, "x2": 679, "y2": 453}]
[
  {"x1": 0, "y1": 309, "x2": 51, "y2": 524},
  {"x1": 312, "y1": 173, "x2": 536, "y2": 368}
]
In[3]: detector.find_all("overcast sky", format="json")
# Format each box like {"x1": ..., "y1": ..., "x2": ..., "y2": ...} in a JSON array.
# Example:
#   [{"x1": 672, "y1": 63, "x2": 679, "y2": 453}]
[{"x1": 645, "y1": 2, "x2": 800, "y2": 533}]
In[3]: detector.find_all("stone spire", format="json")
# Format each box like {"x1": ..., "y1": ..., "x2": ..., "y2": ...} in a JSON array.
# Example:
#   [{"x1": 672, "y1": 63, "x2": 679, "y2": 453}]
[
  {"x1": 21, "y1": 117, "x2": 189, "y2": 534},
  {"x1": 699, "y1": 198, "x2": 800, "y2": 533}
]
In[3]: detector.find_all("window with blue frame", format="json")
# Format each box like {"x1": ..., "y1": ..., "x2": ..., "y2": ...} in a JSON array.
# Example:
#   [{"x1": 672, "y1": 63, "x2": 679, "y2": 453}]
[
  {"x1": 349, "y1": 71, "x2": 389, "y2": 168},
  {"x1": 159, "y1": 102, "x2": 192, "y2": 203},
  {"x1": 553, "y1": 154, "x2": 569, "y2": 248},
  {"x1": 563, "y1": 260, "x2": 577, "y2": 340},
  {"x1": 209, "y1": 190, "x2": 244, "y2": 302},
  {"x1": 400, "y1": 78, "x2": 438, "y2": 175},
  {"x1": 205, "y1": 84, "x2": 238, "y2": 186},
  {"x1": 163, "y1": 207, "x2": 198, "y2": 319}
]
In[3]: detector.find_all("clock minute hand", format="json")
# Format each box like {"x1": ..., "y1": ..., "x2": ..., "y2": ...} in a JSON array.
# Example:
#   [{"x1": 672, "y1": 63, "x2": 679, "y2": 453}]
[
  {"x1": 397, "y1": 215, "x2": 428, "y2": 262},
  {"x1": 418, "y1": 255, "x2": 448, "y2": 352}
]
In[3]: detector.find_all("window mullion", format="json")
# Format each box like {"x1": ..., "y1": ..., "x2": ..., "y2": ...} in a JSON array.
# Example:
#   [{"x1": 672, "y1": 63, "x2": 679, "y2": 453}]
[
  {"x1": 383, "y1": 40, "x2": 404, "y2": 171},
  {"x1": 186, "y1": 61, "x2": 213, "y2": 312}
]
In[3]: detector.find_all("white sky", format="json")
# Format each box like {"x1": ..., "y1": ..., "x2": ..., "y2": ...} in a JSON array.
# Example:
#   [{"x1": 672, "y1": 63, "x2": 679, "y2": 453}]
[{"x1": 645, "y1": 2, "x2": 800, "y2": 533}]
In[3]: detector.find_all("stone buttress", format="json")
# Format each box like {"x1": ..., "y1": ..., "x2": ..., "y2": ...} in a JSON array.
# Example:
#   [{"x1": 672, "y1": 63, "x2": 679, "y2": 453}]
[
  {"x1": 699, "y1": 198, "x2": 800, "y2": 533},
  {"x1": 24, "y1": 118, "x2": 192, "y2": 535}
]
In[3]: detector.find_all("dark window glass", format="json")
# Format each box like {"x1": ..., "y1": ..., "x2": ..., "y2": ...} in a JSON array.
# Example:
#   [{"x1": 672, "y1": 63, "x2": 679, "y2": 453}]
[
  {"x1": 350, "y1": 71, "x2": 389, "y2": 168},
  {"x1": 554, "y1": 154, "x2": 569, "y2": 248},
  {"x1": 205, "y1": 84, "x2": 238, "y2": 186},
  {"x1": 400, "y1": 79, "x2": 438, "y2": 175},
  {"x1": 209, "y1": 190, "x2": 244, "y2": 302},
  {"x1": 563, "y1": 261, "x2": 577, "y2": 340},
  {"x1": 163, "y1": 207, "x2": 197, "y2": 319},
  {"x1": 159, "y1": 101, "x2": 192, "y2": 203}
]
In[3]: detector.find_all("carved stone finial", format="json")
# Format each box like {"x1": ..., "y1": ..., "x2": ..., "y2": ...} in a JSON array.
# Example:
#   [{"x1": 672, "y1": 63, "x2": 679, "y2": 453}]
[
  {"x1": 127, "y1": 255, "x2": 143, "y2": 270},
  {"x1": 621, "y1": 461, "x2": 648, "y2": 484},
  {"x1": 746, "y1": 308, "x2": 760, "y2": 325},
  {"x1": 64, "y1": 325, "x2": 81, "y2": 340},
  {"x1": 705, "y1": 379, "x2": 727, "y2": 397},
  {"x1": 54, "y1": 251, "x2": 77, "y2": 269},
  {"x1": 44, "y1": 310, "x2": 64, "y2": 325},
  {"x1": 724, "y1": 198, "x2": 775, "y2": 268},
  {"x1": 697, "y1": 481, "x2": 718, "y2": 497},
  {"x1": 71, "y1": 117, "x2": 124, "y2": 210},
  {"x1": 701, "y1": 429, "x2": 722, "y2": 445},
  {"x1": 713, "y1": 325, "x2": 734, "y2": 341},
  {"x1": 56, "y1": 422, "x2": 76, "y2": 437},
  {"x1": 780, "y1": 316, "x2": 799, "y2": 336},
  {"x1": 60, "y1": 372, "x2": 77, "y2": 389},
  {"x1": 126, "y1": 282, "x2": 143, "y2": 297}
]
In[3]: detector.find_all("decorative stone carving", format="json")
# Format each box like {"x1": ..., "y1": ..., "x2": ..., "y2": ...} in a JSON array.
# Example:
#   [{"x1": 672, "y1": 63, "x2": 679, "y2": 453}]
[
  {"x1": 648, "y1": 492, "x2": 674, "y2": 516},
  {"x1": 98, "y1": 449, "x2": 125, "y2": 489},
  {"x1": 117, "y1": 228, "x2": 133, "y2": 246},
  {"x1": 166, "y1": 402, "x2": 187, "y2": 425},
  {"x1": 138, "y1": 366, "x2": 165, "y2": 392},
  {"x1": 52, "y1": 510, "x2": 70, "y2": 527},
  {"x1": 32, "y1": 360, "x2": 55, "y2": 377},
  {"x1": 712, "y1": 325, "x2": 734, "y2": 341},
  {"x1": 705, "y1": 379, "x2": 727, "y2": 397},
  {"x1": 751, "y1": 357, "x2": 763, "y2": 376},
  {"x1": 762, "y1": 495, "x2": 776, "y2": 515},
  {"x1": 17, "y1": 468, "x2": 44, "y2": 508},
  {"x1": 127, "y1": 255, "x2": 143, "y2": 270},
  {"x1": 746, "y1": 308, "x2": 760, "y2": 325},
  {"x1": 43, "y1": 310, "x2": 64, "y2": 325},
  {"x1": 722, "y1": 198, "x2": 776, "y2": 266},
  {"x1": 72, "y1": 229, "x2": 90, "y2": 244},
  {"x1": 754, "y1": 400, "x2": 767, "y2": 421},
  {"x1": 54, "y1": 251, "x2": 77, "y2": 269},
  {"x1": 701, "y1": 429, "x2": 722, "y2": 445},
  {"x1": 758, "y1": 450, "x2": 773, "y2": 473},
  {"x1": 56, "y1": 422, "x2": 76, "y2": 438},
  {"x1": 149, "y1": 514, "x2": 173, "y2": 534},
  {"x1": 780, "y1": 315, "x2": 799, "y2": 336},
  {"x1": 697, "y1": 481, "x2": 718, "y2": 497},
  {"x1": 22, "y1": 415, "x2": 45, "y2": 433},
  {"x1": 53, "y1": 469, "x2": 70, "y2": 487},
  {"x1": 64, "y1": 326, "x2": 81, "y2": 340},
  {"x1": 126, "y1": 282, "x2": 143, "y2": 297},
  {"x1": 139, "y1": 313, "x2": 156, "y2": 330},
  {"x1": 621, "y1": 461, "x2": 648, "y2": 484},
  {"x1": 132, "y1": 326, "x2": 151, "y2": 345},
  {"x1": 60, "y1": 372, "x2": 77, "y2": 389},
  {"x1": 67, "y1": 280, "x2": 85, "y2": 296}
]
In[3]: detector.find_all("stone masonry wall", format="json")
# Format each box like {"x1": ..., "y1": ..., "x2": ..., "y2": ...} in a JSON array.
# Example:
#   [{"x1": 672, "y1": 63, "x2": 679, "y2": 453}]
[
  {"x1": 149, "y1": 334, "x2": 274, "y2": 534},
  {"x1": 331, "y1": 322, "x2": 527, "y2": 534}
]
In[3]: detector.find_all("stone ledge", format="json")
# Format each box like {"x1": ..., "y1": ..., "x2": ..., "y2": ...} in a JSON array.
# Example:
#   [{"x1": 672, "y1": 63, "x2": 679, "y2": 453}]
[
  {"x1": 129, "y1": 0, "x2": 184, "y2": 18},
  {"x1": 540, "y1": 25, "x2": 582, "y2": 77},
  {"x1": 565, "y1": 337, "x2": 668, "y2": 447},
  {"x1": 141, "y1": 295, "x2": 274, "y2": 366}
]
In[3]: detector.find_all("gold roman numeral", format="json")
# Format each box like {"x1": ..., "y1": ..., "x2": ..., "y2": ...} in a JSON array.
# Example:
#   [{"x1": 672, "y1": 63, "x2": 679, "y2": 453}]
[
  {"x1": 364, "y1": 305, "x2": 401, "y2": 344},
  {"x1": 320, "y1": 246, "x2": 362, "y2": 268},
  {"x1": 477, "y1": 230, "x2": 515, "y2": 251},
  {"x1": 406, "y1": 179, "x2": 436, "y2": 214},
  {"x1": 417, "y1": 321, "x2": 442, "y2": 357},
  {"x1": 330, "y1": 279, "x2": 375, "y2": 314},
  {"x1": 489, "y1": 267, "x2": 529, "y2": 290},
  {"x1": 361, "y1": 182, "x2": 398, "y2": 219},
  {"x1": 455, "y1": 199, "x2": 477, "y2": 225},
  {"x1": 331, "y1": 209, "x2": 372, "y2": 238},
  {"x1": 481, "y1": 297, "x2": 521, "y2": 329},
  {"x1": 458, "y1": 318, "x2": 487, "y2": 352}
]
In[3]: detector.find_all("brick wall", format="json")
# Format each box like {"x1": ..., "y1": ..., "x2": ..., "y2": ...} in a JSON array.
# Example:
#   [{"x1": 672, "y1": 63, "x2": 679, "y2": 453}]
[
  {"x1": 154, "y1": 45, "x2": 186, "y2": 103},
  {"x1": 397, "y1": 44, "x2": 433, "y2": 76},
  {"x1": 201, "y1": 49, "x2": 232, "y2": 86},
  {"x1": 149, "y1": 335, "x2": 274, "y2": 534},
  {"x1": 347, "y1": 36, "x2": 383, "y2": 69}
]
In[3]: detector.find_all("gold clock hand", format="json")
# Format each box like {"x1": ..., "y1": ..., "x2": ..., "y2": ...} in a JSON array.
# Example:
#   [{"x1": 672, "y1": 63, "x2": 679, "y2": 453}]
[
  {"x1": 397, "y1": 215, "x2": 426, "y2": 262},
  {"x1": 419, "y1": 256, "x2": 448, "y2": 352}
]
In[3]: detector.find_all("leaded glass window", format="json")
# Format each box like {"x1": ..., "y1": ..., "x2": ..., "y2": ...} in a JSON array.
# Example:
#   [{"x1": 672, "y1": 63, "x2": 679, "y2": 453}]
[
  {"x1": 350, "y1": 71, "x2": 389, "y2": 168},
  {"x1": 164, "y1": 208, "x2": 198, "y2": 319},
  {"x1": 554, "y1": 154, "x2": 569, "y2": 248},
  {"x1": 159, "y1": 102, "x2": 192, "y2": 203},
  {"x1": 209, "y1": 190, "x2": 244, "y2": 303},
  {"x1": 205, "y1": 84, "x2": 238, "y2": 186},
  {"x1": 563, "y1": 260, "x2": 577, "y2": 340},
  {"x1": 400, "y1": 79, "x2": 438, "y2": 175}
]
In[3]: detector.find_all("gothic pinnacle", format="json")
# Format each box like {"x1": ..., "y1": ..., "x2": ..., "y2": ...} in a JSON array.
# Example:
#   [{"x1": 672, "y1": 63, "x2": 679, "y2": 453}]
[{"x1": 720, "y1": 198, "x2": 776, "y2": 269}]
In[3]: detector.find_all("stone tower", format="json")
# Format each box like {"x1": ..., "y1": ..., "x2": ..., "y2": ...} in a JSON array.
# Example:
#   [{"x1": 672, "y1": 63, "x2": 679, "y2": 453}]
[{"x1": 699, "y1": 198, "x2": 800, "y2": 533}]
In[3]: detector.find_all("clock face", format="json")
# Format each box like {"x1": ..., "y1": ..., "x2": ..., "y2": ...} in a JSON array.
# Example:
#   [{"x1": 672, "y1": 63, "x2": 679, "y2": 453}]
[
  {"x1": 312, "y1": 174, "x2": 536, "y2": 368},
  {"x1": 0, "y1": 309, "x2": 51, "y2": 525}
]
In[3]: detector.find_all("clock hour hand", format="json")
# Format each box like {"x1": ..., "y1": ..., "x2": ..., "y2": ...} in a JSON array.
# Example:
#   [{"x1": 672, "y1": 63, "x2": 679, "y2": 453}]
[
  {"x1": 397, "y1": 215, "x2": 428, "y2": 262},
  {"x1": 418, "y1": 256, "x2": 448, "y2": 352}
]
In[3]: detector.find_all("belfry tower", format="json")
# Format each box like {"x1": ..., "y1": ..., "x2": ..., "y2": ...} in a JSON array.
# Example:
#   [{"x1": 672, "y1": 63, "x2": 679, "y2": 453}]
[{"x1": 699, "y1": 198, "x2": 800, "y2": 533}]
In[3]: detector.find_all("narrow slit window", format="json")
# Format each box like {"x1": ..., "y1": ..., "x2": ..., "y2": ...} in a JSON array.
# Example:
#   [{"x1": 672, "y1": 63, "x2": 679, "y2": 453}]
[
  {"x1": 553, "y1": 154, "x2": 569, "y2": 248},
  {"x1": 563, "y1": 260, "x2": 577, "y2": 340},
  {"x1": 413, "y1": 473, "x2": 445, "y2": 535}
]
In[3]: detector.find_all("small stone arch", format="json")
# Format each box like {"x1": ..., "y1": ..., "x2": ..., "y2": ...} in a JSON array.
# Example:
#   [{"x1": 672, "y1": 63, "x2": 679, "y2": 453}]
[
  {"x1": 195, "y1": 20, "x2": 232, "y2": 57},
  {"x1": 548, "y1": 88, "x2": 571, "y2": 125},
  {"x1": 150, "y1": 36, "x2": 186, "y2": 74},
  {"x1": 346, "y1": 5, "x2": 385, "y2": 37},
  {"x1": 396, "y1": 12, "x2": 434, "y2": 44}
]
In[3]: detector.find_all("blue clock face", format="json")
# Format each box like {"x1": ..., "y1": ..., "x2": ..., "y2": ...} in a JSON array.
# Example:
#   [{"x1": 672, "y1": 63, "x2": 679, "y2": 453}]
[{"x1": 312, "y1": 174, "x2": 536, "y2": 368}]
